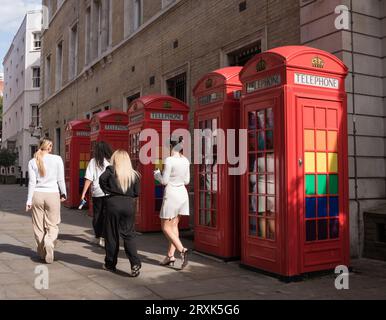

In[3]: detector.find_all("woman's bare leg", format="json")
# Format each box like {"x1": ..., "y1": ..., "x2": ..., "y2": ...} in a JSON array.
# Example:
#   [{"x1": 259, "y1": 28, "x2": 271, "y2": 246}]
[
  {"x1": 161, "y1": 218, "x2": 184, "y2": 253},
  {"x1": 167, "y1": 216, "x2": 181, "y2": 257}
]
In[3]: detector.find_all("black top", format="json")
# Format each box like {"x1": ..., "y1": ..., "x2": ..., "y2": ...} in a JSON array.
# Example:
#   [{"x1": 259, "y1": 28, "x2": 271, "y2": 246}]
[{"x1": 99, "y1": 166, "x2": 140, "y2": 198}]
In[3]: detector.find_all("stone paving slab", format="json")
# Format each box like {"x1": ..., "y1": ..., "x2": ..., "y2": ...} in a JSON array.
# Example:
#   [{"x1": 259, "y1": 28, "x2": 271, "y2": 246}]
[{"x1": 1, "y1": 184, "x2": 386, "y2": 300}]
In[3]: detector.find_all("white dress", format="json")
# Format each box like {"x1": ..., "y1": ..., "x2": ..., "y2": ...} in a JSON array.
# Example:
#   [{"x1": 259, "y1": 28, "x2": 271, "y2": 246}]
[{"x1": 154, "y1": 155, "x2": 190, "y2": 219}]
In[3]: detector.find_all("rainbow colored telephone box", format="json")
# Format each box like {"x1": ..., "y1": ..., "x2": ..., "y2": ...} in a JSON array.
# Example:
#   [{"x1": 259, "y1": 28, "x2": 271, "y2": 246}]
[
  {"x1": 127, "y1": 94, "x2": 190, "y2": 232},
  {"x1": 239, "y1": 46, "x2": 350, "y2": 278},
  {"x1": 64, "y1": 120, "x2": 91, "y2": 208}
]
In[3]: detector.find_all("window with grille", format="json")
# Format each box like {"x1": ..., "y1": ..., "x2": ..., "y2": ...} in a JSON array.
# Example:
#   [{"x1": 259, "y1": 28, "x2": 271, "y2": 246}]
[
  {"x1": 33, "y1": 32, "x2": 41, "y2": 50},
  {"x1": 228, "y1": 41, "x2": 262, "y2": 67},
  {"x1": 167, "y1": 73, "x2": 187, "y2": 103},
  {"x1": 32, "y1": 67, "x2": 40, "y2": 88},
  {"x1": 31, "y1": 105, "x2": 39, "y2": 127}
]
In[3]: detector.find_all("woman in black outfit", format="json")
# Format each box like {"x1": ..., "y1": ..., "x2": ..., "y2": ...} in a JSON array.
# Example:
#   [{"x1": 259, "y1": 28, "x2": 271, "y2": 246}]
[{"x1": 99, "y1": 150, "x2": 141, "y2": 277}]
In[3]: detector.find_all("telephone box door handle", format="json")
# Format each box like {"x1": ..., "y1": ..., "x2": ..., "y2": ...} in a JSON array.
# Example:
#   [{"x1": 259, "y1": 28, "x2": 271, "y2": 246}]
[{"x1": 299, "y1": 158, "x2": 303, "y2": 167}]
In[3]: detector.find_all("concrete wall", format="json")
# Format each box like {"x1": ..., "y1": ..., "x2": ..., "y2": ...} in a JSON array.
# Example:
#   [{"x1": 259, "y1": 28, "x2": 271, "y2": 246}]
[{"x1": 301, "y1": 0, "x2": 386, "y2": 257}]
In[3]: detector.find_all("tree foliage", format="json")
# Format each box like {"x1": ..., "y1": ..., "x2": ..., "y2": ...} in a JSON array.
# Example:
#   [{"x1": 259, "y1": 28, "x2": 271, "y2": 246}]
[{"x1": 0, "y1": 148, "x2": 17, "y2": 169}]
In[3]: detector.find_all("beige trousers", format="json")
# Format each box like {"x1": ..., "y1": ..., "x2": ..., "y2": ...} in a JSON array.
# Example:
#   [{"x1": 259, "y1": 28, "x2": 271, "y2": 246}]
[{"x1": 32, "y1": 192, "x2": 61, "y2": 253}]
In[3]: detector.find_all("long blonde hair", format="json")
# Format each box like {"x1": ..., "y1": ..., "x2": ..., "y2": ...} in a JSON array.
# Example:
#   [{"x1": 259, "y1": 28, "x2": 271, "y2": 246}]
[
  {"x1": 34, "y1": 138, "x2": 53, "y2": 177},
  {"x1": 111, "y1": 150, "x2": 139, "y2": 193}
]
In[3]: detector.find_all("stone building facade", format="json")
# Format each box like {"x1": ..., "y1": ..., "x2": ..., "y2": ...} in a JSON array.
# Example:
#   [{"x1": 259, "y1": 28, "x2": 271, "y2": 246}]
[{"x1": 40, "y1": 0, "x2": 386, "y2": 257}]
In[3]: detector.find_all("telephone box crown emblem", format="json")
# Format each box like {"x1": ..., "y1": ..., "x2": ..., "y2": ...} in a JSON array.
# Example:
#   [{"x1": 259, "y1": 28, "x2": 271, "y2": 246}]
[
  {"x1": 205, "y1": 78, "x2": 213, "y2": 89},
  {"x1": 312, "y1": 56, "x2": 325, "y2": 68},
  {"x1": 163, "y1": 101, "x2": 172, "y2": 109},
  {"x1": 256, "y1": 59, "x2": 266, "y2": 72}
]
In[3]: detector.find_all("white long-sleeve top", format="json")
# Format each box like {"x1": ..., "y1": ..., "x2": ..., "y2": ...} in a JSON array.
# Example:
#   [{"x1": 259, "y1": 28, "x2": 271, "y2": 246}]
[
  {"x1": 155, "y1": 156, "x2": 190, "y2": 187},
  {"x1": 27, "y1": 154, "x2": 67, "y2": 205}
]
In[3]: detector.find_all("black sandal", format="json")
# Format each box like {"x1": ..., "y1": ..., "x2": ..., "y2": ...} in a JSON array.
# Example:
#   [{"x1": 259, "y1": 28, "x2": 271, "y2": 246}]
[
  {"x1": 131, "y1": 265, "x2": 141, "y2": 277},
  {"x1": 181, "y1": 248, "x2": 190, "y2": 269},
  {"x1": 160, "y1": 255, "x2": 176, "y2": 266}
]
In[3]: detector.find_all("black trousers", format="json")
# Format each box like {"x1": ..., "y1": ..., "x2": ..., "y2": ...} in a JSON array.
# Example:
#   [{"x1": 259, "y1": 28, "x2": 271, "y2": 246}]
[
  {"x1": 104, "y1": 196, "x2": 141, "y2": 269},
  {"x1": 92, "y1": 197, "x2": 107, "y2": 238}
]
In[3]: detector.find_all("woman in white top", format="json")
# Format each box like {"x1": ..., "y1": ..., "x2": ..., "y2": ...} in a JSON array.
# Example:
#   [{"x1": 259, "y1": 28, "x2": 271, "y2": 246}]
[
  {"x1": 154, "y1": 137, "x2": 190, "y2": 269},
  {"x1": 80, "y1": 141, "x2": 112, "y2": 245},
  {"x1": 26, "y1": 138, "x2": 67, "y2": 264}
]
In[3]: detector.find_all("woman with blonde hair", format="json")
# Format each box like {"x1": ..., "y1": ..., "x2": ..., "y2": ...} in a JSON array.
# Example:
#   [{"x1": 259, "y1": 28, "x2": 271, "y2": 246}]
[
  {"x1": 99, "y1": 150, "x2": 141, "y2": 277},
  {"x1": 26, "y1": 137, "x2": 67, "y2": 264}
]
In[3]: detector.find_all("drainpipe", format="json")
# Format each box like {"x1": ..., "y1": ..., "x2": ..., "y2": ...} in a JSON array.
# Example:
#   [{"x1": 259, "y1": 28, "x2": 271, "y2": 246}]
[{"x1": 350, "y1": 0, "x2": 361, "y2": 257}]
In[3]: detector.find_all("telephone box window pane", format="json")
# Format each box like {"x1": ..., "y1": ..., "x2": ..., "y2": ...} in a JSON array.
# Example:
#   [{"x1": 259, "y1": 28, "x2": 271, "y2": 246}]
[
  {"x1": 327, "y1": 109, "x2": 338, "y2": 129},
  {"x1": 267, "y1": 197, "x2": 275, "y2": 215},
  {"x1": 257, "y1": 154, "x2": 265, "y2": 172},
  {"x1": 258, "y1": 218, "x2": 266, "y2": 238},
  {"x1": 258, "y1": 196, "x2": 265, "y2": 215},
  {"x1": 199, "y1": 210, "x2": 205, "y2": 225},
  {"x1": 316, "y1": 130, "x2": 326, "y2": 150},
  {"x1": 248, "y1": 112, "x2": 256, "y2": 129},
  {"x1": 257, "y1": 175, "x2": 266, "y2": 194},
  {"x1": 211, "y1": 193, "x2": 217, "y2": 210},
  {"x1": 318, "y1": 219, "x2": 328, "y2": 240},
  {"x1": 258, "y1": 132, "x2": 265, "y2": 150},
  {"x1": 317, "y1": 197, "x2": 328, "y2": 217},
  {"x1": 249, "y1": 216, "x2": 257, "y2": 236},
  {"x1": 306, "y1": 197, "x2": 316, "y2": 218},
  {"x1": 211, "y1": 174, "x2": 218, "y2": 192},
  {"x1": 304, "y1": 130, "x2": 315, "y2": 150},
  {"x1": 329, "y1": 197, "x2": 339, "y2": 217},
  {"x1": 206, "y1": 194, "x2": 211, "y2": 209},
  {"x1": 328, "y1": 131, "x2": 338, "y2": 151},
  {"x1": 306, "y1": 220, "x2": 317, "y2": 241},
  {"x1": 328, "y1": 153, "x2": 338, "y2": 172},
  {"x1": 248, "y1": 132, "x2": 257, "y2": 151},
  {"x1": 266, "y1": 108, "x2": 274, "y2": 129},
  {"x1": 155, "y1": 199, "x2": 163, "y2": 212},
  {"x1": 200, "y1": 192, "x2": 205, "y2": 209},
  {"x1": 249, "y1": 175, "x2": 257, "y2": 193},
  {"x1": 267, "y1": 219, "x2": 275, "y2": 240},
  {"x1": 315, "y1": 108, "x2": 326, "y2": 128},
  {"x1": 249, "y1": 195, "x2": 257, "y2": 213},
  {"x1": 329, "y1": 174, "x2": 339, "y2": 194},
  {"x1": 317, "y1": 174, "x2": 327, "y2": 195},
  {"x1": 305, "y1": 175, "x2": 316, "y2": 195},
  {"x1": 249, "y1": 154, "x2": 257, "y2": 172},
  {"x1": 266, "y1": 130, "x2": 274, "y2": 150},
  {"x1": 199, "y1": 174, "x2": 206, "y2": 190},
  {"x1": 257, "y1": 110, "x2": 265, "y2": 129},
  {"x1": 206, "y1": 212, "x2": 212, "y2": 227},
  {"x1": 305, "y1": 152, "x2": 315, "y2": 173},
  {"x1": 267, "y1": 174, "x2": 275, "y2": 194},
  {"x1": 303, "y1": 107, "x2": 314, "y2": 128},
  {"x1": 317, "y1": 153, "x2": 327, "y2": 173},
  {"x1": 330, "y1": 219, "x2": 339, "y2": 238},
  {"x1": 266, "y1": 153, "x2": 274, "y2": 173}
]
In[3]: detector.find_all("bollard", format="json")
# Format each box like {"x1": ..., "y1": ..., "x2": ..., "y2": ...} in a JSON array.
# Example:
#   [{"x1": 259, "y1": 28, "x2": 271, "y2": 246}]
[{"x1": 25, "y1": 172, "x2": 28, "y2": 187}]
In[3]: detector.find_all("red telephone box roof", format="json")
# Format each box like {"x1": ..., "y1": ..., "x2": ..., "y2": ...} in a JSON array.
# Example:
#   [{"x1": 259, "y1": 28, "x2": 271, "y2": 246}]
[
  {"x1": 91, "y1": 110, "x2": 129, "y2": 124},
  {"x1": 193, "y1": 67, "x2": 243, "y2": 94},
  {"x1": 66, "y1": 119, "x2": 90, "y2": 131},
  {"x1": 128, "y1": 94, "x2": 189, "y2": 113},
  {"x1": 240, "y1": 45, "x2": 348, "y2": 81}
]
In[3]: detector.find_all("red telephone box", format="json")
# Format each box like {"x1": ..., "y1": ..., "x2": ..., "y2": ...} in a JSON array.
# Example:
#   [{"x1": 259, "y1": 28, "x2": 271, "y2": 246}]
[
  {"x1": 127, "y1": 94, "x2": 190, "y2": 232},
  {"x1": 64, "y1": 120, "x2": 91, "y2": 208},
  {"x1": 90, "y1": 110, "x2": 129, "y2": 151},
  {"x1": 192, "y1": 67, "x2": 242, "y2": 259},
  {"x1": 240, "y1": 46, "x2": 349, "y2": 278}
]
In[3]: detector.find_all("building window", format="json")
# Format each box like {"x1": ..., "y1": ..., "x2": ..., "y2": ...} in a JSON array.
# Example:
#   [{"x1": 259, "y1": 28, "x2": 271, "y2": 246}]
[
  {"x1": 69, "y1": 23, "x2": 78, "y2": 80},
  {"x1": 32, "y1": 67, "x2": 40, "y2": 88},
  {"x1": 92, "y1": 0, "x2": 102, "y2": 60},
  {"x1": 227, "y1": 41, "x2": 262, "y2": 66},
  {"x1": 166, "y1": 73, "x2": 187, "y2": 103},
  {"x1": 45, "y1": 55, "x2": 51, "y2": 98},
  {"x1": 85, "y1": 6, "x2": 91, "y2": 65},
  {"x1": 126, "y1": 92, "x2": 140, "y2": 111},
  {"x1": 101, "y1": 0, "x2": 111, "y2": 52},
  {"x1": 55, "y1": 41, "x2": 63, "y2": 91},
  {"x1": 133, "y1": 0, "x2": 143, "y2": 30},
  {"x1": 32, "y1": 32, "x2": 41, "y2": 50},
  {"x1": 31, "y1": 105, "x2": 40, "y2": 127}
]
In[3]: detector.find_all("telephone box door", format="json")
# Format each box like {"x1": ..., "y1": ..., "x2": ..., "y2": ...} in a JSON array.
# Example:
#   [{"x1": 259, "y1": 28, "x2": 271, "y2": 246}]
[{"x1": 297, "y1": 97, "x2": 348, "y2": 273}]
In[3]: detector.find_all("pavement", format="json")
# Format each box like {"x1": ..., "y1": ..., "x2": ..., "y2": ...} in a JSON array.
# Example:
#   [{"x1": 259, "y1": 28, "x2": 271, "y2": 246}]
[{"x1": 0, "y1": 184, "x2": 386, "y2": 300}]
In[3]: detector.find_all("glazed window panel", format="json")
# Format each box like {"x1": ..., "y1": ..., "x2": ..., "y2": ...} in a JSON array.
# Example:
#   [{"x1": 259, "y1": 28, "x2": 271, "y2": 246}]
[
  {"x1": 247, "y1": 108, "x2": 275, "y2": 240},
  {"x1": 198, "y1": 118, "x2": 218, "y2": 228},
  {"x1": 304, "y1": 105, "x2": 340, "y2": 242}
]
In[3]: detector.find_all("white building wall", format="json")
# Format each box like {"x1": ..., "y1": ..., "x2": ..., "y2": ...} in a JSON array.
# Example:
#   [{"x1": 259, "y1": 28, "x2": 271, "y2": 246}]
[
  {"x1": 300, "y1": 0, "x2": 386, "y2": 257},
  {"x1": 2, "y1": 11, "x2": 42, "y2": 176}
]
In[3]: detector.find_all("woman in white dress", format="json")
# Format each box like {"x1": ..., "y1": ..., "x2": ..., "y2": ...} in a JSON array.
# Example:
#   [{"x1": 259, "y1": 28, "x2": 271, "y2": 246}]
[{"x1": 154, "y1": 137, "x2": 190, "y2": 269}]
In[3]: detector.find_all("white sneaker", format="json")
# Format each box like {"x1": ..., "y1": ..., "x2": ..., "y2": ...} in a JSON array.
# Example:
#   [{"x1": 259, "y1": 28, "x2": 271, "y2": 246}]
[
  {"x1": 45, "y1": 245, "x2": 54, "y2": 264},
  {"x1": 99, "y1": 238, "x2": 105, "y2": 247}
]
